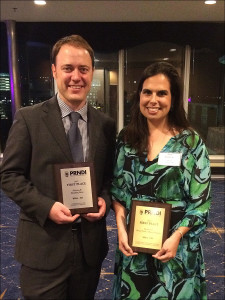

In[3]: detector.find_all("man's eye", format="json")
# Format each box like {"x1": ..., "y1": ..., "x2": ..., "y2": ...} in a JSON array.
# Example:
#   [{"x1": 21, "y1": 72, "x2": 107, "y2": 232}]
[
  {"x1": 63, "y1": 67, "x2": 72, "y2": 72},
  {"x1": 79, "y1": 67, "x2": 89, "y2": 73}
]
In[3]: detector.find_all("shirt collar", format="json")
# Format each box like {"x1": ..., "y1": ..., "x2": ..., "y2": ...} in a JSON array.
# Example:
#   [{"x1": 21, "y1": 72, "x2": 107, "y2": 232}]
[{"x1": 57, "y1": 94, "x2": 88, "y2": 122}]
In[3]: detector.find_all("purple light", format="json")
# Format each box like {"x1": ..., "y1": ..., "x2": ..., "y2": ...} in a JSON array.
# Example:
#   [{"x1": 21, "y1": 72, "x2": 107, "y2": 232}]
[
  {"x1": 9, "y1": 73, "x2": 15, "y2": 100},
  {"x1": 8, "y1": 37, "x2": 16, "y2": 117},
  {"x1": 188, "y1": 98, "x2": 191, "y2": 102}
]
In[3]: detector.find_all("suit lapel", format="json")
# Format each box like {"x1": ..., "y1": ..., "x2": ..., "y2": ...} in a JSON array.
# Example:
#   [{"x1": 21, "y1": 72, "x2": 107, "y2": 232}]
[
  {"x1": 40, "y1": 99, "x2": 102, "y2": 162},
  {"x1": 41, "y1": 96, "x2": 73, "y2": 162}
]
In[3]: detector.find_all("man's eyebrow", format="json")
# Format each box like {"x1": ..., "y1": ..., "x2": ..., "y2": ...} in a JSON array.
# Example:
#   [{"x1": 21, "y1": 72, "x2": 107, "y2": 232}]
[
  {"x1": 61, "y1": 64, "x2": 72, "y2": 67},
  {"x1": 61, "y1": 64, "x2": 89, "y2": 68},
  {"x1": 79, "y1": 65, "x2": 90, "y2": 68}
]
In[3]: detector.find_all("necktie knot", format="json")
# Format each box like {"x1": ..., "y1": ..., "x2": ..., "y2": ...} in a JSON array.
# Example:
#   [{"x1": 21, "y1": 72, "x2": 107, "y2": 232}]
[{"x1": 70, "y1": 111, "x2": 80, "y2": 123}]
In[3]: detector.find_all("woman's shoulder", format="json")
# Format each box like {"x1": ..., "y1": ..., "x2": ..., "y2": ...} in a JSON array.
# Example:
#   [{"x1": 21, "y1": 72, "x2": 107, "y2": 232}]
[
  {"x1": 117, "y1": 128, "x2": 127, "y2": 145},
  {"x1": 176, "y1": 129, "x2": 208, "y2": 154},
  {"x1": 177, "y1": 128, "x2": 201, "y2": 141},
  {"x1": 116, "y1": 128, "x2": 138, "y2": 153}
]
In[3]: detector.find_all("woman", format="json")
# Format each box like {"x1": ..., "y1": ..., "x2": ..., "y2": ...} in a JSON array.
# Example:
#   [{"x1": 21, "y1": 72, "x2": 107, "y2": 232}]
[{"x1": 111, "y1": 62, "x2": 211, "y2": 299}]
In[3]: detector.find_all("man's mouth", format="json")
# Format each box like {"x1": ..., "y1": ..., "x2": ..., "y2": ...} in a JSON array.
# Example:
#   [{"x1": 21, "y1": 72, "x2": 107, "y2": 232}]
[{"x1": 69, "y1": 85, "x2": 83, "y2": 90}]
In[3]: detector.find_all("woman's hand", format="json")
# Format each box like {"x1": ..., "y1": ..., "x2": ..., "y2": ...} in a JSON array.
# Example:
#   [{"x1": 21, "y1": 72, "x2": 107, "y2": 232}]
[
  {"x1": 152, "y1": 227, "x2": 190, "y2": 263},
  {"x1": 152, "y1": 234, "x2": 180, "y2": 262},
  {"x1": 118, "y1": 227, "x2": 138, "y2": 257},
  {"x1": 112, "y1": 200, "x2": 138, "y2": 257}
]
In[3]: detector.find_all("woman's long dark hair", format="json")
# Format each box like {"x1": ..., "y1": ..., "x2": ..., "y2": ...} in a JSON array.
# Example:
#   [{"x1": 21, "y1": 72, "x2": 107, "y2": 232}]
[{"x1": 124, "y1": 62, "x2": 192, "y2": 153}]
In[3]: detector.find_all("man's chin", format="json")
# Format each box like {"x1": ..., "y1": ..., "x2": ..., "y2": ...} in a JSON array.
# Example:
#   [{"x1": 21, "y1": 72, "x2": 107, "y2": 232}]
[
  {"x1": 65, "y1": 97, "x2": 87, "y2": 109},
  {"x1": 68, "y1": 98, "x2": 85, "y2": 103}
]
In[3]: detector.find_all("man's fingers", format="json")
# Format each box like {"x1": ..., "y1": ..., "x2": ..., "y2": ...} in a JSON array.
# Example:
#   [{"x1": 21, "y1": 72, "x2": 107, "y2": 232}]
[{"x1": 49, "y1": 202, "x2": 81, "y2": 224}]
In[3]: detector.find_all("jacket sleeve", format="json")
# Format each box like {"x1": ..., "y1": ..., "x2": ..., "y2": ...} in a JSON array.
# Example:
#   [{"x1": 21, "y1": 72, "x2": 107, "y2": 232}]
[{"x1": 0, "y1": 108, "x2": 55, "y2": 227}]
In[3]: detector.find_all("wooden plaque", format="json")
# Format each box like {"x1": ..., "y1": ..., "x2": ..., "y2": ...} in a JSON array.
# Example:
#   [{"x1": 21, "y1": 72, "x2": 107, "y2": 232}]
[
  {"x1": 54, "y1": 162, "x2": 98, "y2": 214},
  {"x1": 128, "y1": 201, "x2": 171, "y2": 254}
]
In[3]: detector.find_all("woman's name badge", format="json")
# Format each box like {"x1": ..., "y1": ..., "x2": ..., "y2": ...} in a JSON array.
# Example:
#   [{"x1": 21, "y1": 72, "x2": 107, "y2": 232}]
[{"x1": 158, "y1": 152, "x2": 182, "y2": 166}]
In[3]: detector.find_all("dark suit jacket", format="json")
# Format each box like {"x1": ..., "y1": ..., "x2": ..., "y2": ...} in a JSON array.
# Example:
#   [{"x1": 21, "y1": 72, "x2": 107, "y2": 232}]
[{"x1": 0, "y1": 96, "x2": 116, "y2": 270}]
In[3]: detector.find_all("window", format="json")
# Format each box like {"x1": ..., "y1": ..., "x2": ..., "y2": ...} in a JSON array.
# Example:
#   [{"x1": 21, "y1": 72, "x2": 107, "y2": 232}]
[
  {"x1": 93, "y1": 52, "x2": 118, "y2": 123},
  {"x1": 0, "y1": 22, "x2": 11, "y2": 152},
  {"x1": 124, "y1": 42, "x2": 184, "y2": 125},
  {"x1": 189, "y1": 48, "x2": 225, "y2": 155},
  {"x1": 19, "y1": 41, "x2": 53, "y2": 107}
]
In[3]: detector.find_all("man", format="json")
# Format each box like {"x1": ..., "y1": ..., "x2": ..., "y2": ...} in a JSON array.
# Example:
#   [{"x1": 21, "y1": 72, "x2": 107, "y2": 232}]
[{"x1": 0, "y1": 35, "x2": 116, "y2": 299}]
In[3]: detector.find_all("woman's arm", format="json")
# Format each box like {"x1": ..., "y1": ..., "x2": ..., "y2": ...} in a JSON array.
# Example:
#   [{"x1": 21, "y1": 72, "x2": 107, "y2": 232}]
[
  {"x1": 113, "y1": 200, "x2": 138, "y2": 257},
  {"x1": 179, "y1": 135, "x2": 211, "y2": 237},
  {"x1": 152, "y1": 226, "x2": 191, "y2": 262}
]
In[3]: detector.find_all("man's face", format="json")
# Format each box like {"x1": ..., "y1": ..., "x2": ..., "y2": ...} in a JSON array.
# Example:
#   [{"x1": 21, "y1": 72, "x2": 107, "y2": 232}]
[{"x1": 52, "y1": 44, "x2": 94, "y2": 110}]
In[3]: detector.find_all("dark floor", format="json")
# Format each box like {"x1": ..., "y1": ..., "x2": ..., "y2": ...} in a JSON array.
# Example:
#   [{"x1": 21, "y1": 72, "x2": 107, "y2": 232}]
[{"x1": 0, "y1": 179, "x2": 224, "y2": 300}]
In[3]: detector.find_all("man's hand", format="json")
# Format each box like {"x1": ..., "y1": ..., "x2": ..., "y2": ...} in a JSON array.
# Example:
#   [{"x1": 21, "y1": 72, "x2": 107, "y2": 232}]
[
  {"x1": 48, "y1": 201, "x2": 80, "y2": 224},
  {"x1": 82, "y1": 197, "x2": 106, "y2": 222}
]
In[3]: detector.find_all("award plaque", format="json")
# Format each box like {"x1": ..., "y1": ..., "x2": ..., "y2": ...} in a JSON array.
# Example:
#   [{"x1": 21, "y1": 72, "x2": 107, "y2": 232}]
[
  {"x1": 128, "y1": 201, "x2": 171, "y2": 254},
  {"x1": 54, "y1": 162, "x2": 98, "y2": 214}
]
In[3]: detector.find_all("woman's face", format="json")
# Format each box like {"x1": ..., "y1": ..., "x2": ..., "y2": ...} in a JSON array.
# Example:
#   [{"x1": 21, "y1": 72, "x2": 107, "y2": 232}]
[{"x1": 139, "y1": 73, "x2": 172, "y2": 125}]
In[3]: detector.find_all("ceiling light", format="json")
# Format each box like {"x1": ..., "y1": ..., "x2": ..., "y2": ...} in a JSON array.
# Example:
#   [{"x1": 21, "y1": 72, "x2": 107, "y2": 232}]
[
  {"x1": 169, "y1": 48, "x2": 177, "y2": 52},
  {"x1": 34, "y1": 1, "x2": 46, "y2": 5},
  {"x1": 204, "y1": 1, "x2": 216, "y2": 4}
]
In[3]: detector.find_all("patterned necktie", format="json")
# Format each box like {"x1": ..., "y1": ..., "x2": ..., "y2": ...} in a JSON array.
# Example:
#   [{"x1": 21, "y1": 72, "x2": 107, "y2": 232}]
[{"x1": 67, "y1": 112, "x2": 84, "y2": 162}]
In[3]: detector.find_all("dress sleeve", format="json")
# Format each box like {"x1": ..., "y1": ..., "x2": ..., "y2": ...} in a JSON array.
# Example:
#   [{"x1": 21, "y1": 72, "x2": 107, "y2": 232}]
[
  {"x1": 178, "y1": 134, "x2": 212, "y2": 237},
  {"x1": 110, "y1": 135, "x2": 133, "y2": 211}
]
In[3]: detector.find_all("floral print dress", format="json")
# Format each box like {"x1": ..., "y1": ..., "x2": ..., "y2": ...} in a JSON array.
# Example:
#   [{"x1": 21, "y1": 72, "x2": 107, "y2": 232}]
[{"x1": 111, "y1": 130, "x2": 211, "y2": 300}]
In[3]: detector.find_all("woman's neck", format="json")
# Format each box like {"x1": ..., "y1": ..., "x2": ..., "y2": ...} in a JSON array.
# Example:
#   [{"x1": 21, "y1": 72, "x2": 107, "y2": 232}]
[
  {"x1": 147, "y1": 119, "x2": 171, "y2": 136},
  {"x1": 146, "y1": 121, "x2": 177, "y2": 161}
]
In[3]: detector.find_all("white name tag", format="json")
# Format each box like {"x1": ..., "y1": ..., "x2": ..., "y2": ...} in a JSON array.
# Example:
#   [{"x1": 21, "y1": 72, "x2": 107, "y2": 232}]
[{"x1": 158, "y1": 152, "x2": 182, "y2": 166}]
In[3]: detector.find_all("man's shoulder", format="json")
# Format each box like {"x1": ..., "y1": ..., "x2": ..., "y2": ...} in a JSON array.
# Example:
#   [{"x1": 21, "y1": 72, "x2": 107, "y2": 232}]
[{"x1": 18, "y1": 96, "x2": 57, "y2": 114}]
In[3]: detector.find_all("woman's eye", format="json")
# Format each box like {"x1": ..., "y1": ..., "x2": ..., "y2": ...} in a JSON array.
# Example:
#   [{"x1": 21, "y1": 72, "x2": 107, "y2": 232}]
[
  {"x1": 158, "y1": 90, "x2": 168, "y2": 96},
  {"x1": 142, "y1": 89, "x2": 151, "y2": 95}
]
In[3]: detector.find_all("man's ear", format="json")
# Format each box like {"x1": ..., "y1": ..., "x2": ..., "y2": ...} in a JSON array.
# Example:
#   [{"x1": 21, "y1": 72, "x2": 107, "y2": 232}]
[{"x1": 52, "y1": 64, "x2": 56, "y2": 78}]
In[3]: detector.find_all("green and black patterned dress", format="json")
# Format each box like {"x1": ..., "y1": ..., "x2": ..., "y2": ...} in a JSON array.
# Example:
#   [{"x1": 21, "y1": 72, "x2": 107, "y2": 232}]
[{"x1": 111, "y1": 129, "x2": 211, "y2": 300}]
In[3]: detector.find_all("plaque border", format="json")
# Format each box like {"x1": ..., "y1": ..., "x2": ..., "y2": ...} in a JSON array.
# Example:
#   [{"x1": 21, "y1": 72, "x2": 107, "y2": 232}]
[
  {"x1": 128, "y1": 200, "x2": 171, "y2": 254},
  {"x1": 54, "y1": 162, "x2": 98, "y2": 214}
]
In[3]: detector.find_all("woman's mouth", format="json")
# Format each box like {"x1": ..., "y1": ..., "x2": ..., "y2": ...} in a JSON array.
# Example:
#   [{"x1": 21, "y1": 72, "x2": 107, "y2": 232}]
[{"x1": 147, "y1": 107, "x2": 160, "y2": 113}]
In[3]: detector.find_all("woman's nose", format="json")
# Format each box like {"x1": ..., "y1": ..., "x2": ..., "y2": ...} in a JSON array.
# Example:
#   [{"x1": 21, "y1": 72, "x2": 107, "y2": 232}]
[{"x1": 149, "y1": 93, "x2": 157, "y2": 103}]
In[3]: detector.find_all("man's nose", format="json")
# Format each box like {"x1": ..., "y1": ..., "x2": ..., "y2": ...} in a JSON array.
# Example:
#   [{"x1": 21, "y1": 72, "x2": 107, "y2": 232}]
[{"x1": 71, "y1": 69, "x2": 80, "y2": 80}]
